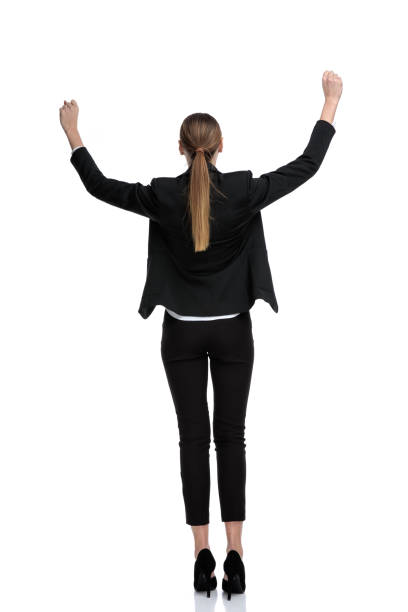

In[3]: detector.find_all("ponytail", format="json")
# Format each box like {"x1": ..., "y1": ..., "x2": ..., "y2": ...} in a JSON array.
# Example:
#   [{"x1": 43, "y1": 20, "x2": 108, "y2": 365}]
[
  {"x1": 180, "y1": 113, "x2": 227, "y2": 252},
  {"x1": 188, "y1": 149, "x2": 212, "y2": 252}
]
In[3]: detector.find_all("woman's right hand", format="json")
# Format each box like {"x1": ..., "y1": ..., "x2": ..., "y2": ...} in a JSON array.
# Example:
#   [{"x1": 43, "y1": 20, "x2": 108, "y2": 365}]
[{"x1": 322, "y1": 70, "x2": 343, "y2": 104}]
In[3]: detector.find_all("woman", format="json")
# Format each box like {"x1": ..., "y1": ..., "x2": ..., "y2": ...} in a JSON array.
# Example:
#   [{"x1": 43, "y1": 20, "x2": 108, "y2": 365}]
[{"x1": 59, "y1": 69, "x2": 342, "y2": 599}]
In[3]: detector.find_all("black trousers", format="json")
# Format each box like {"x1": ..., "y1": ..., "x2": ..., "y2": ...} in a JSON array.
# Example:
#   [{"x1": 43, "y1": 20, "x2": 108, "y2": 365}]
[{"x1": 160, "y1": 309, "x2": 255, "y2": 526}]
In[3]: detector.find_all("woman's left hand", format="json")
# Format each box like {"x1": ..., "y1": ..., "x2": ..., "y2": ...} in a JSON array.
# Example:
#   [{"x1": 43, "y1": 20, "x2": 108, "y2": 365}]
[{"x1": 59, "y1": 99, "x2": 79, "y2": 134}]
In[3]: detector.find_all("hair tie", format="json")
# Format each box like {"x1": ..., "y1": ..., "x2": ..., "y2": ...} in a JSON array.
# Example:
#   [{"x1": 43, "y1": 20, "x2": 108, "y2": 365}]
[{"x1": 195, "y1": 147, "x2": 204, "y2": 153}]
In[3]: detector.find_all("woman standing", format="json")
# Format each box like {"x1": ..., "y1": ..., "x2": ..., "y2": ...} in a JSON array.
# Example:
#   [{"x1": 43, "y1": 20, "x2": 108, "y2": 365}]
[{"x1": 60, "y1": 69, "x2": 342, "y2": 599}]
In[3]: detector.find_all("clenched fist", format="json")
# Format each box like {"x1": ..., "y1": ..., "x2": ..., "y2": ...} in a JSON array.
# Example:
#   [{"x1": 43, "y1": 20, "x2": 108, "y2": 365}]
[
  {"x1": 59, "y1": 99, "x2": 79, "y2": 134},
  {"x1": 322, "y1": 71, "x2": 343, "y2": 104}
]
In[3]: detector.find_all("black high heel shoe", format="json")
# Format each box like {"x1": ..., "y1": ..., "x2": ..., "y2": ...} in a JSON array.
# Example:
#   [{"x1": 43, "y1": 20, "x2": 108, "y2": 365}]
[
  {"x1": 222, "y1": 549, "x2": 246, "y2": 600},
  {"x1": 193, "y1": 548, "x2": 217, "y2": 597}
]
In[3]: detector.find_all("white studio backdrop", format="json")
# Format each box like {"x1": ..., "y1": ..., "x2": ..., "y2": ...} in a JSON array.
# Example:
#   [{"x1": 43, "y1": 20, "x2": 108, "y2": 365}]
[{"x1": 1, "y1": 0, "x2": 407, "y2": 611}]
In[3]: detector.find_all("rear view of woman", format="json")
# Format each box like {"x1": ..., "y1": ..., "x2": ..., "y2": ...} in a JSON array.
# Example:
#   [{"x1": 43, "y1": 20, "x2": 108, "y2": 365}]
[{"x1": 60, "y1": 69, "x2": 342, "y2": 599}]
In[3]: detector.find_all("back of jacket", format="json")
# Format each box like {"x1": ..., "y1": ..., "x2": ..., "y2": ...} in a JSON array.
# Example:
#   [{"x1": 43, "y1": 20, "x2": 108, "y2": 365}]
[{"x1": 70, "y1": 119, "x2": 336, "y2": 319}]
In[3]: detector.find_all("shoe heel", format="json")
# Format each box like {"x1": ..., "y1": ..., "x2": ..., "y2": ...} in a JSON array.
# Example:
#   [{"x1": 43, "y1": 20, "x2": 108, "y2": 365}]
[
  {"x1": 226, "y1": 573, "x2": 243, "y2": 599},
  {"x1": 222, "y1": 550, "x2": 246, "y2": 599},
  {"x1": 193, "y1": 548, "x2": 217, "y2": 597},
  {"x1": 196, "y1": 570, "x2": 211, "y2": 597}
]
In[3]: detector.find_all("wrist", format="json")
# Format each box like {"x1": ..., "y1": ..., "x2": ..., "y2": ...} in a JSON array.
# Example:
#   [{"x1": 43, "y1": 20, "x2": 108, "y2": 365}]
[
  {"x1": 66, "y1": 128, "x2": 83, "y2": 150},
  {"x1": 323, "y1": 97, "x2": 338, "y2": 109},
  {"x1": 66, "y1": 127, "x2": 79, "y2": 138},
  {"x1": 320, "y1": 98, "x2": 338, "y2": 125}
]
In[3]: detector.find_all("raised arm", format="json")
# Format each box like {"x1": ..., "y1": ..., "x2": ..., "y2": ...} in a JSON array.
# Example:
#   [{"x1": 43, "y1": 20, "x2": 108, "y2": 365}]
[
  {"x1": 59, "y1": 99, "x2": 159, "y2": 221},
  {"x1": 247, "y1": 70, "x2": 342, "y2": 214}
]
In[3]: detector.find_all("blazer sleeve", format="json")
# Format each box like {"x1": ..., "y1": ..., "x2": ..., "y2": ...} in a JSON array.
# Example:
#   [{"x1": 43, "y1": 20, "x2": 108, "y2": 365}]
[
  {"x1": 70, "y1": 146, "x2": 159, "y2": 221},
  {"x1": 247, "y1": 119, "x2": 336, "y2": 214}
]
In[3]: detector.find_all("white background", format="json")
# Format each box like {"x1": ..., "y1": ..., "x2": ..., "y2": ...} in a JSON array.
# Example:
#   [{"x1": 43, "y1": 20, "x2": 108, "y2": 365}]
[{"x1": 1, "y1": 0, "x2": 407, "y2": 610}]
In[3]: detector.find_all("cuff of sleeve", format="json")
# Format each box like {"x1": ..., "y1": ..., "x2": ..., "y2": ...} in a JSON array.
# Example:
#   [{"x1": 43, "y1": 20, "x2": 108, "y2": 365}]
[
  {"x1": 71, "y1": 145, "x2": 85, "y2": 156},
  {"x1": 70, "y1": 146, "x2": 89, "y2": 169},
  {"x1": 316, "y1": 118, "x2": 336, "y2": 134}
]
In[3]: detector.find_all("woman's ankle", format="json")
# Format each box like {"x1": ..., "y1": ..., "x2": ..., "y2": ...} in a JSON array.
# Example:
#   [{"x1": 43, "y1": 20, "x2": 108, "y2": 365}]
[
  {"x1": 226, "y1": 544, "x2": 243, "y2": 557},
  {"x1": 195, "y1": 545, "x2": 210, "y2": 558}
]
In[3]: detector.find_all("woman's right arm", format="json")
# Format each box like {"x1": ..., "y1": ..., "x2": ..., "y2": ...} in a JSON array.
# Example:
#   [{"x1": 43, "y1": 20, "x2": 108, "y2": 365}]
[{"x1": 247, "y1": 70, "x2": 342, "y2": 214}]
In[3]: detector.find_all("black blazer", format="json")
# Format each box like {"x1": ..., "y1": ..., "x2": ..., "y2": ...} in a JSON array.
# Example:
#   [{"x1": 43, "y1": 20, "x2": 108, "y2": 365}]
[{"x1": 70, "y1": 119, "x2": 336, "y2": 319}]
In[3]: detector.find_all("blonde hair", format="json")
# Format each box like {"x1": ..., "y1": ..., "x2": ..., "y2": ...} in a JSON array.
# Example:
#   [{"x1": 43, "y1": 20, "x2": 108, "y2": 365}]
[{"x1": 179, "y1": 113, "x2": 227, "y2": 252}]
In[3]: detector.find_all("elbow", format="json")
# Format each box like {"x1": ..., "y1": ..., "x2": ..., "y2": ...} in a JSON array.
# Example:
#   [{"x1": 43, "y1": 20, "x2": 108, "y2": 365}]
[
  {"x1": 307, "y1": 160, "x2": 322, "y2": 178},
  {"x1": 303, "y1": 153, "x2": 321, "y2": 176},
  {"x1": 311, "y1": 162, "x2": 321, "y2": 176},
  {"x1": 85, "y1": 177, "x2": 105, "y2": 198}
]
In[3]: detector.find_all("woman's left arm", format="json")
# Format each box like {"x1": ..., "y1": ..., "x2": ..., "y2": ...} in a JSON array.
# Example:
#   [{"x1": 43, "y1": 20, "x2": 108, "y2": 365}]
[{"x1": 59, "y1": 99, "x2": 159, "y2": 221}]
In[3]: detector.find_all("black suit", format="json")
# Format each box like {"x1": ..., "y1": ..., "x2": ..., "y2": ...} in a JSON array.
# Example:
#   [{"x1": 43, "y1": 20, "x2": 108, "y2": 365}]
[{"x1": 69, "y1": 119, "x2": 336, "y2": 525}]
